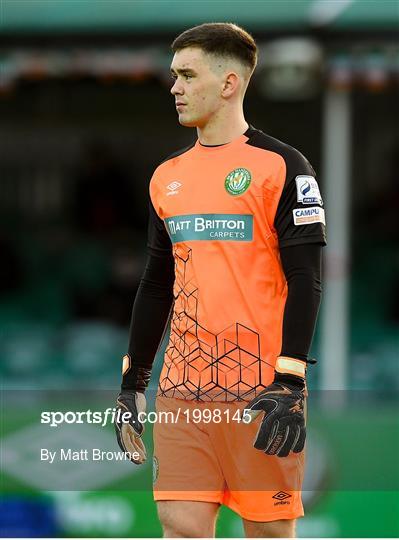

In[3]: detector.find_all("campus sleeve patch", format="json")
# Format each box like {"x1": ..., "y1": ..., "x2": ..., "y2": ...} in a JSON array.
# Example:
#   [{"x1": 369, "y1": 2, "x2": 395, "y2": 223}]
[{"x1": 292, "y1": 206, "x2": 325, "y2": 226}]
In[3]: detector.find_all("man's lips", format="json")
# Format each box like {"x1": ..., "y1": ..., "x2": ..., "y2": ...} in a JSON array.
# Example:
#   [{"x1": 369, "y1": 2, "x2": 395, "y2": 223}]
[{"x1": 176, "y1": 102, "x2": 187, "y2": 108}]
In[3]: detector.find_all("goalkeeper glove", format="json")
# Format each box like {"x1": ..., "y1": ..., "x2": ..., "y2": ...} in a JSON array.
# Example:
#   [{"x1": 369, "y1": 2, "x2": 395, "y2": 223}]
[
  {"x1": 115, "y1": 390, "x2": 147, "y2": 464},
  {"x1": 114, "y1": 354, "x2": 151, "y2": 465},
  {"x1": 244, "y1": 357, "x2": 307, "y2": 458}
]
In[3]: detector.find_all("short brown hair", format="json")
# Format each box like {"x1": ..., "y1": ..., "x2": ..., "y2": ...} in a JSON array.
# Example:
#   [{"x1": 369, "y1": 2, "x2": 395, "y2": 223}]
[{"x1": 171, "y1": 22, "x2": 258, "y2": 73}]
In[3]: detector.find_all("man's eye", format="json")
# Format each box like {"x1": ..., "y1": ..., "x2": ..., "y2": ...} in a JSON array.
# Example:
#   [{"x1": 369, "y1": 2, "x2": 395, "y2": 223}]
[
  {"x1": 171, "y1": 74, "x2": 177, "y2": 80},
  {"x1": 184, "y1": 74, "x2": 192, "y2": 80}
]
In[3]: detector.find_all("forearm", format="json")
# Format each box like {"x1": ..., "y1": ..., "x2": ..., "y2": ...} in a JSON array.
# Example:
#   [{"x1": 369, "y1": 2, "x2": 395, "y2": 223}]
[
  {"x1": 122, "y1": 248, "x2": 174, "y2": 392},
  {"x1": 279, "y1": 243, "x2": 322, "y2": 364}
]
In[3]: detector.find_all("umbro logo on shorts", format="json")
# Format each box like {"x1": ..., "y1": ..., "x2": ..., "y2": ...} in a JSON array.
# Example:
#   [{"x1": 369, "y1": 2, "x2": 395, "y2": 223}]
[{"x1": 272, "y1": 491, "x2": 292, "y2": 506}]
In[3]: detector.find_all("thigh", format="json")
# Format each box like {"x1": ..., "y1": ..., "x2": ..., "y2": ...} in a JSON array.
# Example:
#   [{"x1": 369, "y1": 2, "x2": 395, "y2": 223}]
[
  {"x1": 157, "y1": 500, "x2": 220, "y2": 538},
  {"x1": 209, "y1": 403, "x2": 305, "y2": 521},
  {"x1": 243, "y1": 517, "x2": 296, "y2": 538},
  {"x1": 209, "y1": 403, "x2": 305, "y2": 493},
  {"x1": 153, "y1": 397, "x2": 225, "y2": 494}
]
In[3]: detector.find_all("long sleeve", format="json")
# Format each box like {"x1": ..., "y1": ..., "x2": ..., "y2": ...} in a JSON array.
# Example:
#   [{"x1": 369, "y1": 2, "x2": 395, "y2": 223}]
[
  {"x1": 279, "y1": 243, "x2": 322, "y2": 362},
  {"x1": 122, "y1": 202, "x2": 175, "y2": 391}
]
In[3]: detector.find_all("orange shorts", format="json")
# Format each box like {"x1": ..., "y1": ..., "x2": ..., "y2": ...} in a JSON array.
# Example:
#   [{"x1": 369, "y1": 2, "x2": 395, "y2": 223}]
[{"x1": 153, "y1": 396, "x2": 304, "y2": 522}]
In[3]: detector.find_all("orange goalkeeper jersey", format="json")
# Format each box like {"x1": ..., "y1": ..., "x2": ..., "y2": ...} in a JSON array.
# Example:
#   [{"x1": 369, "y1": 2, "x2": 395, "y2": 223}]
[{"x1": 148, "y1": 126, "x2": 326, "y2": 402}]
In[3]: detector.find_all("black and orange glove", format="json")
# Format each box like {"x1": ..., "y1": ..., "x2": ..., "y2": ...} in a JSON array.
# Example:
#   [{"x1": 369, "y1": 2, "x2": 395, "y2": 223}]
[
  {"x1": 244, "y1": 357, "x2": 307, "y2": 458},
  {"x1": 115, "y1": 390, "x2": 147, "y2": 464},
  {"x1": 114, "y1": 354, "x2": 151, "y2": 464}
]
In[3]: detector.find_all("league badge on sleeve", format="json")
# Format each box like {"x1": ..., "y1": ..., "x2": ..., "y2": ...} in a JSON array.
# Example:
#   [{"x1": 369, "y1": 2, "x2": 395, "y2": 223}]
[{"x1": 295, "y1": 176, "x2": 323, "y2": 205}]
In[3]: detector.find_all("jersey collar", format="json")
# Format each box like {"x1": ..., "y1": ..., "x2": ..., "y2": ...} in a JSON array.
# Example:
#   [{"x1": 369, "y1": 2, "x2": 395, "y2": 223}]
[{"x1": 195, "y1": 125, "x2": 256, "y2": 152}]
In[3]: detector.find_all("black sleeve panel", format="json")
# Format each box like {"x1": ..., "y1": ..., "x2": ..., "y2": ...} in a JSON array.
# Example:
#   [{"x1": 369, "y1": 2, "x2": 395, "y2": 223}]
[
  {"x1": 122, "y1": 201, "x2": 175, "y2": 391},
  {"x1": 279, "y1": 243, "x2": 322, "y2": 362},
  {"x1": 274, "y1": 150, "x2": 326, "y2": 248},
  {"x1": 245, "y1": 127, "x2": 326, "y2": 248},
  {"x1": 146, "y1": 198, "x2": 174, "y2": 254}
]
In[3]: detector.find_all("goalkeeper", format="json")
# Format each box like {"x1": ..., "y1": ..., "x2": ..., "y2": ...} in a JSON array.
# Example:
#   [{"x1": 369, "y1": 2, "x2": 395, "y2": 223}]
[{"x1": 115, "y1": 22, "x2": 325, "y2": 539}]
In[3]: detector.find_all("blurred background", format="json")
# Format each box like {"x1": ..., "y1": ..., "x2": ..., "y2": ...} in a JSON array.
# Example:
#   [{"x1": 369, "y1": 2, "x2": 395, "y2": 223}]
[{"x1": 1, "y1": 0, "x2": 398, "y2": 537}]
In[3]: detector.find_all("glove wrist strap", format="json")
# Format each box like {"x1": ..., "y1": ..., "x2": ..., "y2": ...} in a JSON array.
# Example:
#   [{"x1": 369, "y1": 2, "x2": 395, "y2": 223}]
[
  {"x1": 275, "y1": 356, "x2": 306, "y2": 379},
  {"x1": 121, "y1": 354, "x2": 151, "y2": 393}
]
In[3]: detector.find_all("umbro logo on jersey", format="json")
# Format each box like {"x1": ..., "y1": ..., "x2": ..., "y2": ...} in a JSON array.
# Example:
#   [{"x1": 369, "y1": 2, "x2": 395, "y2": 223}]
[{"x1": 166, "y1": 181, "x2": 182, "y2": 196}]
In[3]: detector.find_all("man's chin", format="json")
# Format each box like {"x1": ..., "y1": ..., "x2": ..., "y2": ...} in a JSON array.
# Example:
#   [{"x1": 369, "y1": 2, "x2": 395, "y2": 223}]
[{"x1": 178, "y1": 114, "x2": 197, "y2": 128}]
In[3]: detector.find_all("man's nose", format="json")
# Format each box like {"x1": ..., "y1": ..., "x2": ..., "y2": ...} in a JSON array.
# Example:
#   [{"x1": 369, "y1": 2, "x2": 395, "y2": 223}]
[{"x1": 171, "y1": 79, "x2": 183, "y2": 96}]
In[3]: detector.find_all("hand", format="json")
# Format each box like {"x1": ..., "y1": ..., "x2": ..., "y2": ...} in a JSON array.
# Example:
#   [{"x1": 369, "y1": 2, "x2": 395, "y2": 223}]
[
  {"x1": 114, "y1": 391, "x2": 147, "y2": 464},
  {"x1": 244, "y1": 379, "x2": 306, "y2": 457}
]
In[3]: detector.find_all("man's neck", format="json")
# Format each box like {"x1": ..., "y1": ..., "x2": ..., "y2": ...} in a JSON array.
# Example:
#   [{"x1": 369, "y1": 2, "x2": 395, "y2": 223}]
[{"x1": 197, "y1": 110, "x2": 248, "y2": 146}]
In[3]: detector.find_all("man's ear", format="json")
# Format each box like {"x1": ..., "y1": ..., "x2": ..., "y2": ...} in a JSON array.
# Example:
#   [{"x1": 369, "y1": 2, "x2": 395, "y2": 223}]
[{"x1": 221, "y1": 72, "x2": 240, "y2": 98}]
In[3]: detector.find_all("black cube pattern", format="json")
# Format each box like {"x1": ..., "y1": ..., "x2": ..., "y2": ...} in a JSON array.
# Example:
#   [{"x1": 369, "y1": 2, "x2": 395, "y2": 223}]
[{"x1": 158, "y1": 245, "x2": 272, "y2": 402}]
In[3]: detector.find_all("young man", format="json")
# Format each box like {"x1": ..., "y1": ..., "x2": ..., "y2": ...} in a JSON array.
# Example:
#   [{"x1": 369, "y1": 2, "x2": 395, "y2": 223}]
[{"x1": 115, "y1": 23, "x2": 326, "y2": 538}]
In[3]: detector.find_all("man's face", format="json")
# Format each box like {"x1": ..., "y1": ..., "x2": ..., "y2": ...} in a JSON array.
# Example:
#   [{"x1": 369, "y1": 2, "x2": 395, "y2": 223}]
[{"x1": 170, "y1": 47, "x2": 225, "y2": 128}]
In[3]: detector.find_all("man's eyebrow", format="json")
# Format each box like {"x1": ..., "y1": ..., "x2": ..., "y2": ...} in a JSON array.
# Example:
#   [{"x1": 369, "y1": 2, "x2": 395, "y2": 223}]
[{"x1": 170, "y1": 67, "x2": 196, "y2": 75}]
